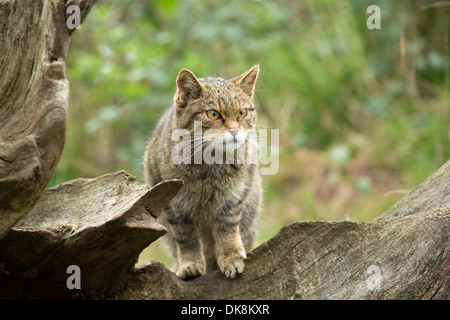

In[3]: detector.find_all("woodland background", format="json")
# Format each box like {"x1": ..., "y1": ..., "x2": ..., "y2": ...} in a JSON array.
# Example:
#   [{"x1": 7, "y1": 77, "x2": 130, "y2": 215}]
[{"x1": 49, "y1": 0, "x2": 449, "y2": 267}]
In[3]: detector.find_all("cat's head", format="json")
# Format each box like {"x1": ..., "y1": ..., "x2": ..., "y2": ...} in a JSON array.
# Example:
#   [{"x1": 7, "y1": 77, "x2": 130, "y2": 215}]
[{"x1": 173, "y1": 65, "x2": 259, "y2": 150}]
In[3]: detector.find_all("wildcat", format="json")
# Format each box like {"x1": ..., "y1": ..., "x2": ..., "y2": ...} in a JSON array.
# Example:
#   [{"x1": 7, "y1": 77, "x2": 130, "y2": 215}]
[{"x1": 143, "y1": 65, "x2": 262, "y2": 280}]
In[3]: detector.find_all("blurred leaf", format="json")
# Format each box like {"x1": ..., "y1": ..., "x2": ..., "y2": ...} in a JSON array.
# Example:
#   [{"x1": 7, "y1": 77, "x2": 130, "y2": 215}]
[
  {"x1": 329, "y1": 145, "x2": 352, "y2": 167},
  {"x1": 356, "y1": 177, "x2": 372, "y2": 195}
]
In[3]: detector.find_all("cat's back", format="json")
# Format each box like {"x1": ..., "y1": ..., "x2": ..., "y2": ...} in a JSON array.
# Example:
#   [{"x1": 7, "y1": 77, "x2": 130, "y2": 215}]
[{"x1": 143, "y1": 106, "x2": 174, "y2": 186}]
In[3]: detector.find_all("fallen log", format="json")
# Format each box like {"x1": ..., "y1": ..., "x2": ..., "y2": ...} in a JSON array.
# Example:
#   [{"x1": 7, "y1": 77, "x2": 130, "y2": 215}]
[
  {"x1": 119, "y1": 161, "x2": 450, "y2": 300},
  {"x1": 0, "y1": 161, "x2": 448, "y2": 299}
]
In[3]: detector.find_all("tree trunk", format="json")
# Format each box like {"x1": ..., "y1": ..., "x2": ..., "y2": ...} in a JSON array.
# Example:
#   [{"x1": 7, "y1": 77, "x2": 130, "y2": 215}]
[
  {"x1": 0, "y1": 0, "x2": 96, "y2": 239},
  {"x1": 0, "y1": 0, "x2": 448, "y2": 300}
]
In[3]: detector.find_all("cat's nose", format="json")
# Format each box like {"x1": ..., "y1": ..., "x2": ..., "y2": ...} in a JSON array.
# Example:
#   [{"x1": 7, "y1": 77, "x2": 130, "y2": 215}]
[{"x1": 227, "y1": 127, "x2": 239, "y2": 136}]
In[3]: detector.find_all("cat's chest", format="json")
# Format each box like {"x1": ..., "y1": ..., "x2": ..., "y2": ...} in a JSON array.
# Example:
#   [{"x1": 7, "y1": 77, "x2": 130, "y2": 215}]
[{"x1": 173, "y1": 173, "x2": 247, "y2": 216}]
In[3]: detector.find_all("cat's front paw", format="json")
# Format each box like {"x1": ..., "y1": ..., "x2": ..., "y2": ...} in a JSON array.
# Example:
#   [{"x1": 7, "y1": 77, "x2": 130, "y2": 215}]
[
  {"x1": 177, "y1": 262, "x2": 206, "y2": 280},
  {"x1": 217, "y1": 249, "x2": 246, "y2": 279}
]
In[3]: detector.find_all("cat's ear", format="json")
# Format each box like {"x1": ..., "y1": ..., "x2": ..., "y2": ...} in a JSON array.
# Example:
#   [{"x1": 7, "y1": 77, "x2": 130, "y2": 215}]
[
  {"x1": 175, "y1": 68, "x2": 202, "y2": 106},
  {"x1": 231, "y1": 64, "x2": 260, "y2": 99}
]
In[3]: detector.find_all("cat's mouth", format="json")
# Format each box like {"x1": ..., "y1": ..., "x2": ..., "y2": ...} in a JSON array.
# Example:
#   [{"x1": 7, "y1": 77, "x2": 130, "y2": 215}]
[{"x1": 212, "y1": 130, "x2": 246, "y2": 150}]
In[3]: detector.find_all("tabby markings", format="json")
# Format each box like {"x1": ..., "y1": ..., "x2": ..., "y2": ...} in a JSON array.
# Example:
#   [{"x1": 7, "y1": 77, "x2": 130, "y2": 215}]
[{"x1": 171, "y1": 121, "x2": 279, "y2": 175}]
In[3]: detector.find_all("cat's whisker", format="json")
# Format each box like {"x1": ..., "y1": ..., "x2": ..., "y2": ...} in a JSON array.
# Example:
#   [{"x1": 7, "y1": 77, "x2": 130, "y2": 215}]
[
  {"x1": 161, "y1": 136, "x2": 208, "y2": 161},
  {"x1": 191, "y1": 140, "x2": 212, "y2": 162},
  {"x1": 246, "y1": 135, "x2": 272, "y2": 155},
  {"x1": 254, "y1": 124, "x2": 273, "y2": 129}
]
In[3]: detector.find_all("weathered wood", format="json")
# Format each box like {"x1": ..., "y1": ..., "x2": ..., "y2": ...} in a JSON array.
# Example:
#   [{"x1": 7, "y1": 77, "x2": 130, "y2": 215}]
[
  {"x1": 0, "y1": 171, "x2": 183, "y2": 299},
  {"x1": 121, "y1": 208, "x2": 449, "y2": 300},
  {"x1": 379, "y1": 160, "x2": 450, "y2": 220},
  {"x1": 0, "y1": 0, "x2": 96, "y2": 239},
  {"x1": 1, "y1": 162, "x2": 448, "y2": 299},
  {"x1": 116, "y1": 161, "x2": 449, "y2": 300}
]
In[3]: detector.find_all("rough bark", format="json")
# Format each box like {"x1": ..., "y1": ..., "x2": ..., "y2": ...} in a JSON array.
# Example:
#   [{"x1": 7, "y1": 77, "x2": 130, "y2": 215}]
[
  {"x1": 0, "y1": 0, "x2": 96, "y2": 239},
  {"x1": 378, "y1": 159, "x2": 450, "y2": 221},
  {"x1": 0, "y1": 171, "x2": 183, "y2": 299},
  {"x1": 118, "y1": 160, "x2": 450, "y2": 300},
  {"x1": 0, "y1": 161, "x2": 448, "y2": 299}
]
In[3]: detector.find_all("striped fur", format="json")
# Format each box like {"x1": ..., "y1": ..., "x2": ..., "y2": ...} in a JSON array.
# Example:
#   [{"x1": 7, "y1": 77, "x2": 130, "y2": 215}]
[{"x1": 143, "y1": 65, "x2": 262, "y2": 280}]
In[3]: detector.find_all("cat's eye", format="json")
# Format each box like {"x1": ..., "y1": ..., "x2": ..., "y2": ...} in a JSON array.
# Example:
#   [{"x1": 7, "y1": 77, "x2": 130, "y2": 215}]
[
  {"x1": 206, "y1": 110, "x2": 221, "y2": 120},
  {"x1": 237, "y1": 108, "x2": 248, "y2": 119}
]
